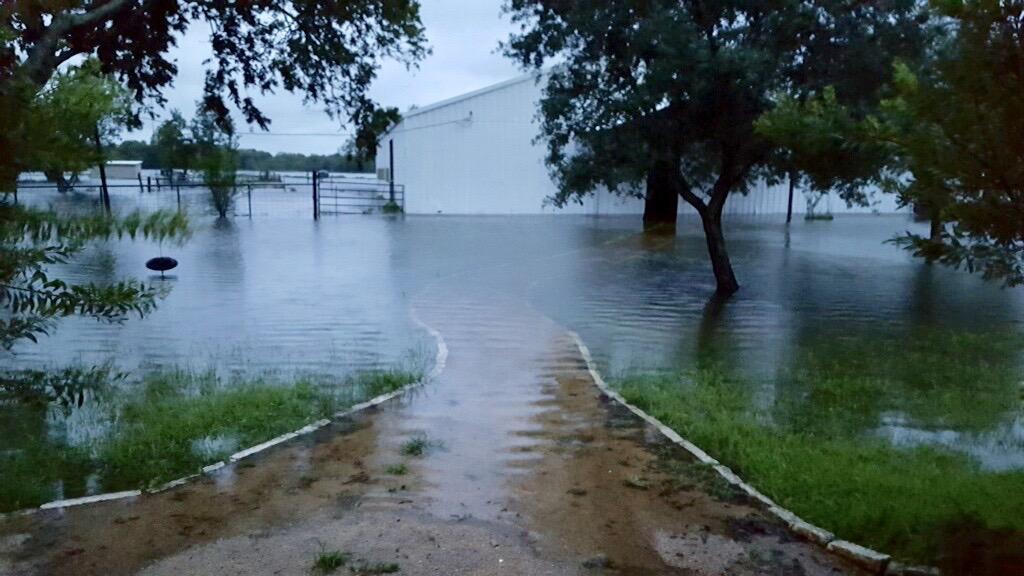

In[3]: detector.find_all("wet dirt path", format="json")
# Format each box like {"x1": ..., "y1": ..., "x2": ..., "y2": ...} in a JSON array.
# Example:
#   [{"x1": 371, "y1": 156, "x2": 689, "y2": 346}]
[{"x1": 0, "y1": 273, "x2": 860, "y2": 576}]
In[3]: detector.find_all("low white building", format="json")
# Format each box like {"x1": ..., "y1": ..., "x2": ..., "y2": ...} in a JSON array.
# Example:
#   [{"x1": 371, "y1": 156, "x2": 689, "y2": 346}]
[
  {"x1": 91, "y1": 160, "x2": 143, "y2": 181},
  {"x1": 377, "y1": 73, "x2": 903, "y2": 216}
]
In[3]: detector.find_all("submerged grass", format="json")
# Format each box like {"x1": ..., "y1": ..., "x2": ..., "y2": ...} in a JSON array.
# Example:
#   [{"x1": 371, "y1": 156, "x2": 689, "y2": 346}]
[
  {"x1": 349, "y1": 560, "x2": 400, "y2": 574},
  {"x1": 384, "y1": 463, "x2": 408, "y2": 476},
  {"x1": 399, "y1": 436, "x2": 429, "y2": 456},
  {"x1": 0, "y1": 367, "x2": 422, "y2": 511},
  {"x1": 614, "y1": 330, "x2": 1024, "y2": 566}
]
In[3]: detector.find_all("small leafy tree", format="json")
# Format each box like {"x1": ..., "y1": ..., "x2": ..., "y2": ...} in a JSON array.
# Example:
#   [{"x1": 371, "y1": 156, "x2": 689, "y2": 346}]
[
  {"x1": 151, "y1": 110, "x2": 194, "y2": 180},
  {"x1": 760, "y1": 1, "x2": 1024, "y2": 286},
  {"x1": 192, "y1": 104, "x2": 238, "y2": 218},
  {"x1": 12, "y1": 60, "x2": 131, "y2": 191}
]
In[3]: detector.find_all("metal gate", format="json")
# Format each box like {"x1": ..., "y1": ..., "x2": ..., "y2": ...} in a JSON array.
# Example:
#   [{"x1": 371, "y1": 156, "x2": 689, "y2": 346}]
[{"x1": 315, "y1": 175, "x2": 405, "y2": 215}]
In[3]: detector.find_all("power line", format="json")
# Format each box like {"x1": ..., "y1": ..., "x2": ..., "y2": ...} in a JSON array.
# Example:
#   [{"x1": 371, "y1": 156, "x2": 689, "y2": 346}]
[{"x1": 239, "y1": 132, "x2": 351, "y2": 137}]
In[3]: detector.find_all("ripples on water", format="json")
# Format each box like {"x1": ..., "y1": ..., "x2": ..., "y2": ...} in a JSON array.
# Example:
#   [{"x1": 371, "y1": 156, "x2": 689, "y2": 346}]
[{"x1": 4, "y1": 191, "x2": 1024, "y2": 470}]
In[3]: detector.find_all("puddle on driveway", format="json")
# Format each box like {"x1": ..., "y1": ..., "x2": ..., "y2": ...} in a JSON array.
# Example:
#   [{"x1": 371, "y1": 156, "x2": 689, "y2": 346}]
[{"x1": 0, "y1": 277, "x2": 862, "y2": 576}]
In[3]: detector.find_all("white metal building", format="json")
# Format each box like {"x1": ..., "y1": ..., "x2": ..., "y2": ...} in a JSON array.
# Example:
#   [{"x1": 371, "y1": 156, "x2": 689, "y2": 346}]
[
  {"x1": 91, "y1": 160, "x2": 143, "y2": 181},
  {"x1": 377, "y1": 73, "x2": 904, "y2": 216}
]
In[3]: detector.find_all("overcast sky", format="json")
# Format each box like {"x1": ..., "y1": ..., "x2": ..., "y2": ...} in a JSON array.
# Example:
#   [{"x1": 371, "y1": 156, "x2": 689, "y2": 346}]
[{"x1": 129, "y1": 0, "x2": 522, "y2": 155}]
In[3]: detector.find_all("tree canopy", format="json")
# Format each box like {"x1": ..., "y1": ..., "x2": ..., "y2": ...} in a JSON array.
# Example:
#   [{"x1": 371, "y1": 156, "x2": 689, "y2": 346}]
[
  {"x1": 191, "y1": 102, "x2": 240, "y2": 218},
  {"x1": 1, "y1": 0, "x2": 427, "y2": 189},
  {"x1": 759, "y1": 0, "x2": 1024, "y2": 286},
  {"x1": 505, "y1": 0, "x2": 933, "y2": 295}
]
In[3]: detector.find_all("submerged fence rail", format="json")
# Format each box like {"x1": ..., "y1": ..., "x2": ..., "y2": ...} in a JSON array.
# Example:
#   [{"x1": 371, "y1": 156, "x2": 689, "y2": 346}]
[
  {"x1": 11, "y1": 173, "x2": 402, "y2": 219},
  {"x1": 317, "y1": 175, "x2": 405, "y2": 215}
]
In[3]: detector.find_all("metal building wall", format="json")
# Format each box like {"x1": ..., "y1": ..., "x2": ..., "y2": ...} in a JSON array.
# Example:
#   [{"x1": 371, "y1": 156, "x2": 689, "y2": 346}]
[{"x1": 377, "y1": 74, "x2": 907, "y2": 217}]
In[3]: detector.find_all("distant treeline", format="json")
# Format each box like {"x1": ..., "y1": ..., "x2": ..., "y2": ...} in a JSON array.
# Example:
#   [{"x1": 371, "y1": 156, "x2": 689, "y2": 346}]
[{"x1": 109, "y1": 140, "x2": 374, "y2": 173}]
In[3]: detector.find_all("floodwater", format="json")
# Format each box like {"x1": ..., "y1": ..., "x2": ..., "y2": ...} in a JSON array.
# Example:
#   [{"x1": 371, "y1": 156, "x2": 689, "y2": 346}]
[
  {"x1": 7, "y1": 203, "x2": 1023, "y2": 468},
  {"x1": 2, "y1": 196, "x2": 1023, "y2": 574}
]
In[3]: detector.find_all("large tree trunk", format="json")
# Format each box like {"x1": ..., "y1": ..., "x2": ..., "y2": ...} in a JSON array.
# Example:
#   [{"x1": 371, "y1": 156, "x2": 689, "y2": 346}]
[
  {"x1": 929, "y1": 214, "x2": 942, "y2": 243},
  {"x1": 644, "y1": 161, "x2": 678, "y2": 232},
  {"x1": 0, "y1": 90, "x2": 25, "y2": 195},
  {"x1": 0, "y1": 173, "x2": 16, "y2": 196},
  {"x1": 672, "y1": 158, "x2": 742, "y2": 296},
  {"x1": 699, "y1": 205, "x2": 740, "y2": 296}
]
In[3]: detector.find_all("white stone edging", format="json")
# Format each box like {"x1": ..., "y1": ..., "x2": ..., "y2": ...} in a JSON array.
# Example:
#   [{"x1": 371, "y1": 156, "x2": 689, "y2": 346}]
[
  {"x1": 1, "y1": 315, "x2": 448, "y2": 520},
  {"x1": 568, "y1": 330, "x2": 939, "y2": 576}
]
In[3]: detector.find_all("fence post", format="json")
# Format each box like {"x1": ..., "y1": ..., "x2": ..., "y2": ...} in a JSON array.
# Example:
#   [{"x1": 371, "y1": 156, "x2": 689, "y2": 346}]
[
  {"x1": 92, "y1": 126, "x2": 111, "y2": 214},
  {"x1": 312, "y1": 170, "x2": 319, "y2": 220},
  {"x1": 176, "y1": 185, "x2": 181, "y2": 211},
  {"x1": 247, "y1": 184, "x2": 252, "y2": 218},
  {"x1": 786, "y1": 171, "x2": 795, "y2": 224},
  {"x1": 388, "y1": 139, "x2": 395, "y2": 203},
  {"x1": 138, "y1": 173, "x2": 144, "y2": 194}
]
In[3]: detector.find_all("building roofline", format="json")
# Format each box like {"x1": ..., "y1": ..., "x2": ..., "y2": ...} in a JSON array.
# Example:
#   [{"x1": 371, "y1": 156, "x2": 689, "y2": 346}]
[{"x1": 400, "y1": 71, "x2": 543, "y2": 120}]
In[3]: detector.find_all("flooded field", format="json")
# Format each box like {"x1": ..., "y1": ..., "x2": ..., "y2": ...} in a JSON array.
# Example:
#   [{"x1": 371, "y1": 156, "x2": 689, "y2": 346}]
[
  {"x1": 6, "y1": 205, "x2": 1023, "y2": 468},
  {"x1": 2, "y1": 198, "x2": 1023, "y2": 572}
]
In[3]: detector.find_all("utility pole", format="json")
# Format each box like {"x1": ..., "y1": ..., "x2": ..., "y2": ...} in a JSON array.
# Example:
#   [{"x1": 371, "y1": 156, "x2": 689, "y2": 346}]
[{"x1": 93, "y1": 126, "x2": 111, "y2": 213}]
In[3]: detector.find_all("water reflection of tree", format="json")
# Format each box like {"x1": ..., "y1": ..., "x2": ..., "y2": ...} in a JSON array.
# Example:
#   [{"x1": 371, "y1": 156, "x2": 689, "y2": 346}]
[{"x1": 694, "y1": 293, "x2": 733, "y2": 371}]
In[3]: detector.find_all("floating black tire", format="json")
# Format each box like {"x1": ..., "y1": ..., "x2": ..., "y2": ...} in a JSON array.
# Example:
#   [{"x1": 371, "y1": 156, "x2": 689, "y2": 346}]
[{"x1": 146, "y1": 256, "x2": 178, "y2": 275}]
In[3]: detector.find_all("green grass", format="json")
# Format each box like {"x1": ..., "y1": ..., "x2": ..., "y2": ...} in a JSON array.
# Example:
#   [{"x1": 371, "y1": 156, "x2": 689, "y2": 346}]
[
  {"x1": 0, "y1": 437, "x2": 94, "y2": 512},
  {"x1": 613, "y1": 330, "x2": 1024, "y2": 565},
  {"x1": 99, "y1": 371, "x2": 342, "y2": 489},
  {"x1": 384, "y1": 463, "x2": 408, "y2": 476},
  {"x1": 0, "y1": 367, "x2": 422, "y2": 511},
  {"x1": 399, "y1": 435, "x2": 434, "y2": 456},
  {"x1": 312, "y1": 549, "x2": 350, "y2": 573}
]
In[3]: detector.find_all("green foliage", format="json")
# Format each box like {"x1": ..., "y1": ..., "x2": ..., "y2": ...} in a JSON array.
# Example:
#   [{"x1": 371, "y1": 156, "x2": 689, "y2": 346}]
[
  {"x1": 755, "y1": 86, "x2": 891, "y2": 208},
  {"x1": 351, "y1": 106, "x2": 403, "y2": 166},
  {"x1": 353, "y1": 369, "x2": 424, "y2": 397},
  {"x1": 99, "y1": 371, "x2": 339, "y2": 488},
  {"x1": 385, "y1": 463, "x2": 408, "y2": 475},
  {"x1": 613, "y1": 329, "x2": 1024, "y2": 565},
  {"x1": 399, "y1": 435, "x2": 430, "y2": 456},
  {"x1": 0, "y1": 204, "x2": 189, "y2": 348},
  {"x1": 151, "y1": 110, "x2": 193, "y2": 176},
  {"x1": 760, "y1": 2, "x2": 1024, "y2": 285},
  {"x1": 0, "y1": 366, "x2": 420, "y2": 510},
  {"x1": 1, "y1": 59, "x2": 131, "y2": 188},
  {"x1": 0, "y1": 434, "x2": 94, "y2": 513},
  {"x1": 1, "y1": 0, "x2": 426, "y2": 144},
  {"x1": 381, "y1": 201, "x2": 402, "y2": 214},
  {"x1": 504, "y1": 0, "x2": 932, "y2": 293},
  {"x1": 313, "y1": 549, "x2": 351, "y2": 573},
  {"x1": 192, "y1": 103, "x2": 239, "y2": 218},
  {"x1": 0, "y1": 364, "x2": 120, "y2": 415}
]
